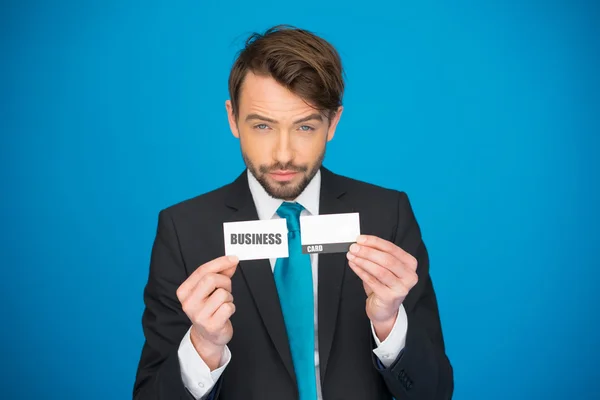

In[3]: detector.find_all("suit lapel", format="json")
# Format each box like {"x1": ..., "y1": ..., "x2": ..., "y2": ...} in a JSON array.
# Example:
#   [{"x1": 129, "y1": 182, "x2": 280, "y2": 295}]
[
  {"x1": 224, "y1": 171, "x2": 297, "y2": 386},
  {"x1": 317, "y1": 167, "x2": 354, "y2": 383}
]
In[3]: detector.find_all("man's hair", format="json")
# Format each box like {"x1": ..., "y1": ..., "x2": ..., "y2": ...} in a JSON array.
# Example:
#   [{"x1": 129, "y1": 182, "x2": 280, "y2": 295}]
[{"x1": 228, "y1": 25, "x2": 345, "y2": 120}]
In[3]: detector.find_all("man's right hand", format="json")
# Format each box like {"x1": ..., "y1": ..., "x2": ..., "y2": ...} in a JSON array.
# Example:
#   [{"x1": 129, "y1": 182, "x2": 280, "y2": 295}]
[{"x1": 176, "y1": 255, "x2": 239, "y2": 370}]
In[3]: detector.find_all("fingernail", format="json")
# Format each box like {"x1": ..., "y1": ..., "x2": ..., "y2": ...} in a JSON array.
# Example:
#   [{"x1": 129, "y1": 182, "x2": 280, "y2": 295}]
[
  {"x1": 347, "y1": 252, "x2": 355, "y2": 260},
  {"x1": 357, "y1": 235, "x2": 367, "y2": 244},
  {"x1": 350, "y1": 244, "x2": 360, "y2": 253},
  {"x1": 228, "y1": 255, "x2": 239, "y2": 263}
]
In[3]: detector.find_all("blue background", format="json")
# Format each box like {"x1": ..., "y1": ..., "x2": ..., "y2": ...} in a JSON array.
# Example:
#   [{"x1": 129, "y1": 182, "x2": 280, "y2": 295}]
[{"x1": 1, "y1": 0, "x2": 598, "y2": 399}]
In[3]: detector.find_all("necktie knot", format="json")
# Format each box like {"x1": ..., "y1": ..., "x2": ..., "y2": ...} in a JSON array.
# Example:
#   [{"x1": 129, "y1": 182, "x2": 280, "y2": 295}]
[{"x1": 276, "y1": 202, "x2": 304, "y2": 233}]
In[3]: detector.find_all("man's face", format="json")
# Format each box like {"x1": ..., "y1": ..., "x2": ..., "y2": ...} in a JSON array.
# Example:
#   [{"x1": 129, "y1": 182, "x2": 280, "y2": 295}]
[{"x1": 226, "y1": 72, "x2": 343, "y2": 200}]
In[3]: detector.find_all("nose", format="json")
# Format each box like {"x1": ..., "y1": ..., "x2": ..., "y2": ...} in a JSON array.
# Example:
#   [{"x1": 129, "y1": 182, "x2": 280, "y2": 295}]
[{"x1": 273, "y1": 130, "x2": 294, "y2": 166}]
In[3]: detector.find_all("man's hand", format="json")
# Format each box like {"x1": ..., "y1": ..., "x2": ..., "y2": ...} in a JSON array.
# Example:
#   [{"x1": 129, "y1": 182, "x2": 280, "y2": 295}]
[
  {"x1": 347, "y1": 235, "x2": 418, "y2": 341},
  {"x1": 176, "y1": 255, "x2": 239, "y2": 370}
]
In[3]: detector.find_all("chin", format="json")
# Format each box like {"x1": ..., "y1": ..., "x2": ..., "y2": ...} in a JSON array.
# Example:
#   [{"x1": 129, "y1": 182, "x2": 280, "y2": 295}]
[{"x1": 264, "y1": 177, "x2": 305, "y2": 200}]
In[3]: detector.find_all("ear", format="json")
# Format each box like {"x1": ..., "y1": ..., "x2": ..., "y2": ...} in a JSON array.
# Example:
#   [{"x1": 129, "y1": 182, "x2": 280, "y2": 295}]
[
  {"x1": 225, "y1": 100, "x2": 240, "y2": 138},
  {"x1": 326, "y1": 106, "x2": 344, "y2": 142}
]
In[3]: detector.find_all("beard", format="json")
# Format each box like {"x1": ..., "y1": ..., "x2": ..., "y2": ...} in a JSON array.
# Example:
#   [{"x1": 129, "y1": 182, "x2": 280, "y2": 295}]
[{"x1": 243, "y1": 148, "x2": 325, "y2": 201}]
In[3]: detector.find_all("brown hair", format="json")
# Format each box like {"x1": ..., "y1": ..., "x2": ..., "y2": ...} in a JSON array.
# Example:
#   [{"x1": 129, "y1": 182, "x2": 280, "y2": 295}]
[{"x1": 228, "y1": 25, "x2": 345, "y2": 120}]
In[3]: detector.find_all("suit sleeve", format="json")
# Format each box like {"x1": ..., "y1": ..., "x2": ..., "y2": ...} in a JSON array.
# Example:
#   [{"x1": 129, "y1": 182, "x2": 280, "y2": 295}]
[
  {"x1": 373, "y1": 192, "x2": 454, "y2": 400},
  {"x1": 133, "y1": 209, "x2": 223, "y2": 399}
]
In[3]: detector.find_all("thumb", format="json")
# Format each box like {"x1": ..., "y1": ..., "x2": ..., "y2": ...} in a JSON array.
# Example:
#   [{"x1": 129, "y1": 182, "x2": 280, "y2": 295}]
[{"x1": 221, "y1": 264, "x2": 238, "y2": 279}]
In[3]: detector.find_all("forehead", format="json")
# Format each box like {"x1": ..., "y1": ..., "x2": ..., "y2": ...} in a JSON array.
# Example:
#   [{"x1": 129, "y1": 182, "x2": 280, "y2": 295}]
[{"x1": 238, "y1": 72, "x2": 315, "y2": 116}]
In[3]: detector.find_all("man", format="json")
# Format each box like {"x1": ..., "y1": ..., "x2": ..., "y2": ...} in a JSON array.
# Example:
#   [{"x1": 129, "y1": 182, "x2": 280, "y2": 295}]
[{"x1": 133, "y1": 25, "x2": 453, "y2": 400}]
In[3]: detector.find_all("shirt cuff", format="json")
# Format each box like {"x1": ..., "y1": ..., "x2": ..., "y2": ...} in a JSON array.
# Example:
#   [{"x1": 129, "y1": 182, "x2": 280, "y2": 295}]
[
  {"x1": 371, "y1": 304, "x2": 408, "y2": 368},
  {"x1": 178, "y1": 326, "x2": 231, "y2": 399}
]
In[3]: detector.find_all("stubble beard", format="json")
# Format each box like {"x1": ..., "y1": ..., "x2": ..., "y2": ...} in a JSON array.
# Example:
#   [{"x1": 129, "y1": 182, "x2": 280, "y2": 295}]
[{"x1": 243, "y1": 149, "x2": 325, "y2": 201}]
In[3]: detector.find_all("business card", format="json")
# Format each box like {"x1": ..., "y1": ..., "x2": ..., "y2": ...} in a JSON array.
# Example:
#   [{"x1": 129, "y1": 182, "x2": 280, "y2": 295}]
[
  {"x1": 300, "y1": 212, "x2": 361, "y2": 254},
  {"x1": 223, "y1": 219, "x2": 288, "y2": 261}
]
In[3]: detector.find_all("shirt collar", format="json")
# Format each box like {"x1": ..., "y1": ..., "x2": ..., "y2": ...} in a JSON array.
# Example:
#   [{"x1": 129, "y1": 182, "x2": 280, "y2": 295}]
[{"x1": 247, "y1": 169, "x2": 321, "y2": 220}]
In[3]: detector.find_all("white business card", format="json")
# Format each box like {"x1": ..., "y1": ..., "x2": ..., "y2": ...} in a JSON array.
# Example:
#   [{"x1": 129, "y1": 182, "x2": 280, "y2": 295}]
[
  {"x1": 223, "y1": 219, "x2": 288, "y2": 261},
  {"x1": 300, "y1": 212, "x2": 361, "y2": 254}
]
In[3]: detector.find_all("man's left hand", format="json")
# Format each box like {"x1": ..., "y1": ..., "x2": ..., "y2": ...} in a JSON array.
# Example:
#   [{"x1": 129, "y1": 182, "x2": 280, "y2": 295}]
[{"x1": 347, "y1": 235, "x2": 419, "y2": 341}]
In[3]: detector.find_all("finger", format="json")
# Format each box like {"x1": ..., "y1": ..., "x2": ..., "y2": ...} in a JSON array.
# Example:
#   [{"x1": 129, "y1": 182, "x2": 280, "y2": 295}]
[
  {"x1": 349, "y1": 244, "x2": 403, "y2": 278},
  {"x1": 201, "y1": 288, "x2": 234, "y2": 319},
  {"x1": 210, "y1": 301, "x2": 236, "y2": 327},
  {"x1": 356, "y1": 235, "x2": 418, "y2": 270},
  {"x1": 348, "y1": 260, "x2": 397, "y2": 299},
  {"x1": 220, "y1": 265, "x2": 238, "y2": 279},
  {"x1": 351, "y1": 252, "x2": 418, "y2": 290},
  {"x1": 177, "y1": 256, "x2": 238, "y2": 300},
  {"x1": 348, "y1": 252, "x2": 406, "y2": 293},
  {"x1": 181, "y1": 272, "x2": 232, "y2": 311},
  {"x1": 195, "y1": 273, "x2": 233, "y2": 301}
]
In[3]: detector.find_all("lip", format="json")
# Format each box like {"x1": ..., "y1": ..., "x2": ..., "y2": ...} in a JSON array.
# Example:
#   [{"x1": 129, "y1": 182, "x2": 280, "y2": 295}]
[{"x1": 269, "y1": 170, "x2": 298, "y2": 182}]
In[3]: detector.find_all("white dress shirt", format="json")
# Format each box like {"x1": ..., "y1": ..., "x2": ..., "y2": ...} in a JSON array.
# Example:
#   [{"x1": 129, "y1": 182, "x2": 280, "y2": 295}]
[{"x1": 178, "y1": 169, "x2": 408, "y2": 399}]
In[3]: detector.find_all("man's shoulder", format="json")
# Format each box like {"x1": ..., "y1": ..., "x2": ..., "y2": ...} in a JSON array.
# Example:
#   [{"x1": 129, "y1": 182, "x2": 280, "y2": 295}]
[
  {"x1": 159, "y1": 175, "x2": 240, "y2": 219},
  {"x1": 325, "y1": 168, "x2": 405, "y2": 203}
]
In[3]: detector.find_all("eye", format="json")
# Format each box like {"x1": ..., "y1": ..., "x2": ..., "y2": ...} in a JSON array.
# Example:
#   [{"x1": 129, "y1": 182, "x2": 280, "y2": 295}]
[
  {"x1": 254, "y1": 124, "x2": 269, "y2": 130},
  {"x1": 298, "y1": 125, "x2": 315, "y2": 132}
]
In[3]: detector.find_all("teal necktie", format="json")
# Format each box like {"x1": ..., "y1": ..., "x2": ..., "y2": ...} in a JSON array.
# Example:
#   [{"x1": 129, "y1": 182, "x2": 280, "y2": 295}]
[{"x1": 274, "y1": 202, "x2": 317, "y2": 400}]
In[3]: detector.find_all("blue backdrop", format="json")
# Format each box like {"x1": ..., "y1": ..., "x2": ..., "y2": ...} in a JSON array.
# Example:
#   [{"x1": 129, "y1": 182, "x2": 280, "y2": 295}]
[{"x1": 1, "y1": 1, "x2": 598, "y2": 399}]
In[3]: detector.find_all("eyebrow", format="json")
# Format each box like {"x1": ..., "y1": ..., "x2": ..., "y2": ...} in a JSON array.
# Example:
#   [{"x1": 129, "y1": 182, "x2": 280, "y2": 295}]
[
  {"x1": 245, "y1": 113, "x2": 277, "y2": 123},
  {"x1": 245, "y1": 113, "x2": 324, "y2": 124}
]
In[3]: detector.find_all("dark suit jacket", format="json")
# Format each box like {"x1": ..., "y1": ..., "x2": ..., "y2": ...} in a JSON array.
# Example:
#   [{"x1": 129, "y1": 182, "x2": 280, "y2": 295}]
[{"x1": 133, "y1": 167, "x2": 453, "y2": 400}]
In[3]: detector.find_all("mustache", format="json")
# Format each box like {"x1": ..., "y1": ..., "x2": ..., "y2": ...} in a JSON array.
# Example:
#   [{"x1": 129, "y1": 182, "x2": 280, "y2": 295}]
[{"x1": 259, "y1": 162, "x2": 309, "y2": 173}]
